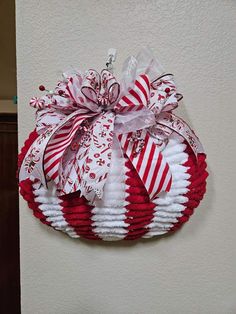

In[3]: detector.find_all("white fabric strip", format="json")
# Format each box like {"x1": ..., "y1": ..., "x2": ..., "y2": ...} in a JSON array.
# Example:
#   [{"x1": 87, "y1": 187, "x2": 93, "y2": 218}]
[{"x1": 32, "y1": 181, "x2": 79, "y2": 238}]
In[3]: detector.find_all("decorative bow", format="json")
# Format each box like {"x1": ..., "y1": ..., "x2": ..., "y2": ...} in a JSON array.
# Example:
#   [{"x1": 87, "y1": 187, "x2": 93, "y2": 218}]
[{"x1": 20, "y1": 69, "x2": 203, "y2": 204}]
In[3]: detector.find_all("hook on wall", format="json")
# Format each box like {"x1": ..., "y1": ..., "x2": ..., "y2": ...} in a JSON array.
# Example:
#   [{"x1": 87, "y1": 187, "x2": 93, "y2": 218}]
[{"x1": 106, "y1": 48, "x2": 117, "y2": 73}]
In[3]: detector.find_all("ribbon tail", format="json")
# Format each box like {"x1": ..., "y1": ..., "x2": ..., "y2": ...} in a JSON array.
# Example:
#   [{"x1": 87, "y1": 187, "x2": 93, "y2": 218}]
[
  {"x1": 118, "y1": 129, "x2": 172, "y2": 200},
  {"x1": 62, "y1": 112, "x2": 115, "y2": 203},
  {"x1": 43, "y1": 110, "x2": 95, "y2": 190},
  {"x1": 19, "y1": 128, "x2": 54, "y2": 188}
]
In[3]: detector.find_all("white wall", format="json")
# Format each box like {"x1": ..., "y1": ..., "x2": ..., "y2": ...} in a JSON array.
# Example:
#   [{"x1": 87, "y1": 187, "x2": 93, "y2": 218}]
[{"x1": 16, "y1": 1, "x2": 236, "y2": 313}]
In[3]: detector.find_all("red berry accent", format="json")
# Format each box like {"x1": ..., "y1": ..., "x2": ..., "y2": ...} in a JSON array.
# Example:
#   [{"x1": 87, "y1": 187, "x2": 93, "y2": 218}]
[
  {"x1": 58, "y1": 90, "x2": 64, "y2": 96},
  {"x1": 39, "y1": 85, "x2": 45, "y2": 91},
  {"x1": 165, "y1": 87, "x2": 170, "y2": 93}
]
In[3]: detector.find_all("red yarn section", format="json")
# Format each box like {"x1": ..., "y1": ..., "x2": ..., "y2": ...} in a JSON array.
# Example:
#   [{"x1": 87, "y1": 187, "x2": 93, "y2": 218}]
[
  {"x1": 19, "y1": 179, "x2": 50, "y2": 226},
  {"x1": 170, "y1": 144, "x2": 208, "y2": 232},
  {"x1": 124, "y1": 160, "x2": 155, "y2": 240},
  {"x1": 60, "y1": 192, "x2": 99, "y2": 240}
]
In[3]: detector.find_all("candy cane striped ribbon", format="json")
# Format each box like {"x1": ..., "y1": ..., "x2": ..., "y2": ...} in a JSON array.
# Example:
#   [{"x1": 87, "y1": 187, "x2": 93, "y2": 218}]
[
  {"x1": 115, "y1": 74, "x2": 172, "y2": 198},
  {"x1": 44, "y1": 112, "x2": 95, "y2": 185},
  {"x1": 114, "y1": 74, "x2": 150, "y2": 112},
  {"x1": 118, "y1": 130, "x2": 172, "y2": 199}
]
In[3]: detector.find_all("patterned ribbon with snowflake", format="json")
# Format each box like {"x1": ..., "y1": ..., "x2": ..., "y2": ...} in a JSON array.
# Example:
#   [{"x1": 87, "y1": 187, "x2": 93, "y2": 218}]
[{"x1": 19, "y1": 69, "x2": 203, "y2": 203}]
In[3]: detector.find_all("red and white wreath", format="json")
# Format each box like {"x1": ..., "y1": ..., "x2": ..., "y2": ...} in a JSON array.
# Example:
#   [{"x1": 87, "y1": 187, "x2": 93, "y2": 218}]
[{"x1": 18, "y1": 48, "x2": 208, "y2": 241}]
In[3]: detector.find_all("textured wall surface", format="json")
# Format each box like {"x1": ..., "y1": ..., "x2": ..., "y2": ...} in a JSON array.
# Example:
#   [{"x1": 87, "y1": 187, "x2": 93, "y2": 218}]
[{"x1": 16, "y1": 1, "x2": 236, "y2": 313}]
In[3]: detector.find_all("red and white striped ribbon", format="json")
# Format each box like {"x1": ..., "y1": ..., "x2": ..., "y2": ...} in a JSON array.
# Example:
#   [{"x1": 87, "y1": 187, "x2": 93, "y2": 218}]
[
  {"x1": 113, "y1": 74, "x2": 172, "y2": 198},
  {"x1": 118, "y1": 130, "x2": 172, "y2": 199},
  {"x1": 114, "y1": 74, "x2": 150, "y2": 112},
  {"x1": 44, "y1": 112, "x2": 95, "y2": 186}
]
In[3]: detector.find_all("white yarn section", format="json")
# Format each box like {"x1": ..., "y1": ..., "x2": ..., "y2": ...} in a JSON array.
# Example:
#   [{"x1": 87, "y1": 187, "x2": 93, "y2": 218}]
[
  {"x1": 142, "y1": 133, "x2": 190, "y2": 238},
  {"x1": 92, "y1": 143, "x2": 128, "y2": 241},
  {"x1": 32, "y1": 181, "x2": 79, "y2": 238}
]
